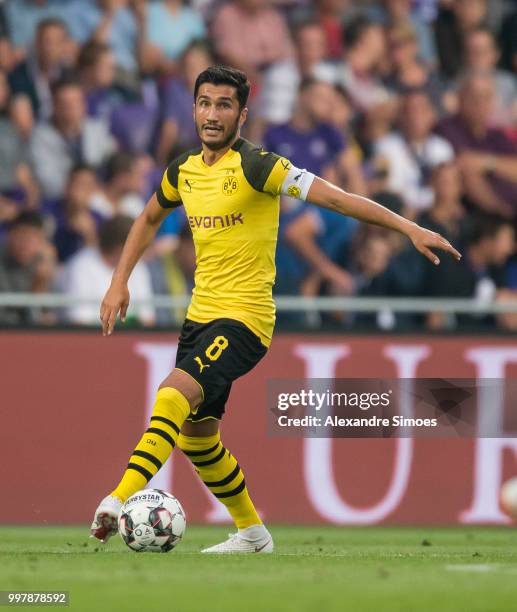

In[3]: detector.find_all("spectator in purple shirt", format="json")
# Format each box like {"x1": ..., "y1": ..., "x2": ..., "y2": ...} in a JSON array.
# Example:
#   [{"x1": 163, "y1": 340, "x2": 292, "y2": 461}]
[
  {"x1": 263, "y1": 78, "x2": 366, "y2": 193},
  {"x1": 436, "y1": 72, "x2": 517, "y2": 220}
]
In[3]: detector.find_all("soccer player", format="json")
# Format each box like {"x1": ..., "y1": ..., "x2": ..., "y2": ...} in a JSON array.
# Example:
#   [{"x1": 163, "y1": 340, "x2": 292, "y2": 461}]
[{"x1": 90, "y1": 66, "x2": 461, "y2": 553}]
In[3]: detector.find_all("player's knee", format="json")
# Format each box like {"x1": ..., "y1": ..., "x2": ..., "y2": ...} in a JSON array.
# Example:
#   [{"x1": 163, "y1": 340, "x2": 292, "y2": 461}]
[{"x1": 158, "y1": 369, "x2": 203, "y2": 411}]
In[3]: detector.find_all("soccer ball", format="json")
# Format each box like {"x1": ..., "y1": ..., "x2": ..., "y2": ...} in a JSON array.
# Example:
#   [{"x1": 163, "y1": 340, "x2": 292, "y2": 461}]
[
  {"x1": 118, "y1": 489, "x2": 186, "y2": 552},
  {"x1": 500, "y1": 477, "x2": 517, "y2": 520}
]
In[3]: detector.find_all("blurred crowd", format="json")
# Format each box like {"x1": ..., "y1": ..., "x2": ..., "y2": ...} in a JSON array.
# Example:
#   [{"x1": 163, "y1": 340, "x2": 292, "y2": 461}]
[{"x1": 0, "y1": 0, "x2": 516, "y2": 331}]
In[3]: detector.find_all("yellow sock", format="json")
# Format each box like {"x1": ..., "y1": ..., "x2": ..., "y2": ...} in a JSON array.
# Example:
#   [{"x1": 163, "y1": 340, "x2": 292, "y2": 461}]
[
  {"x1": 111, "y1": 387, "x2": 190, "y2": 502},
  {"x1": 177, "y1": 432, "x2": 262, "y2": 529}
]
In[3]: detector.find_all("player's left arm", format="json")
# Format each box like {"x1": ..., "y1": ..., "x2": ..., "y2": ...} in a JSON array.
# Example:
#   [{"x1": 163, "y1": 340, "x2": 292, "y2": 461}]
[
  {"x1": 307, "y1": 177, "x2": 462, "y2": 265},
  {"x1": 265, "y1": 152, "x2": 460, "y2": 264}
]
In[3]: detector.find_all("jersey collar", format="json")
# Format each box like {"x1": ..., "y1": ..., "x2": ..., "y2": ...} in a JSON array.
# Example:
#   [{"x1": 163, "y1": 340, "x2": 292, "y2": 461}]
[{"x1": 200, "y1": 138, "x2": 245, "y2": 170}]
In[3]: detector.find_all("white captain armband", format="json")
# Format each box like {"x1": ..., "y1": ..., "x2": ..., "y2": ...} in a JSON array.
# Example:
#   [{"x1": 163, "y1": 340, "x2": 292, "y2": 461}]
[{"x1": 280, "y1": 165, "x2": 315, "y2": 201}]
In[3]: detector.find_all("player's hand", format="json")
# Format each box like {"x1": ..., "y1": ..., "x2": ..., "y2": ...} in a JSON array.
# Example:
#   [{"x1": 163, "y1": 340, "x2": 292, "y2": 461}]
[
  {"x1": 408, "y1": 224, "x2": 461, "y2": 265},
  {"x1": 100, "y1": 283, "x2": 130, "y2": 336}
]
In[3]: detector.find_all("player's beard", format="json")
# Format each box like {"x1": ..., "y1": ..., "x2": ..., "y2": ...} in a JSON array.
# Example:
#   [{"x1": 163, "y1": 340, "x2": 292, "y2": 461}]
[{"x1": 197, "y1": 117, "x2": 240, "y2": 151}]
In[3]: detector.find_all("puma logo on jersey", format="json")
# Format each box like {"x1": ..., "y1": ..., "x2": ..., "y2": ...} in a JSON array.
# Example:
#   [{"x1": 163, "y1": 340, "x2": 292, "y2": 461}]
[
  {"x1": 184, "y1": 179, "x2": 196, "y2": 192},
  {"x1": 194, "y1": 356, "x2": 210, "y2": 372}
]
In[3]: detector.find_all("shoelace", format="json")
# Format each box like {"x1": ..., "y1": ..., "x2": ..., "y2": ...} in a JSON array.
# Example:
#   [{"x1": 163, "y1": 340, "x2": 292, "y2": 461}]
[
  {"x1": 226, "y1": 533, "x2": 241, "y2": 543},
  {"x1": 225, "y1": 533, "x2": 260, "y2": 547}
]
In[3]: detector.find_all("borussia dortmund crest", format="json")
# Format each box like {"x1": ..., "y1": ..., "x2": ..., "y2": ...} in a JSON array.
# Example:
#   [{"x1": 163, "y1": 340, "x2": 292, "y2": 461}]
[{"x1": 222, "y1": 176, "x2": 239, "y2": 196}]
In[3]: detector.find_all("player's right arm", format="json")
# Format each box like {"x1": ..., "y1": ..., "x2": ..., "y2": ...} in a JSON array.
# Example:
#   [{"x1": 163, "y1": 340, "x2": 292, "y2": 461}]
[{"x1": 100, "y1": 194, "x2": 171, "y2": 336}]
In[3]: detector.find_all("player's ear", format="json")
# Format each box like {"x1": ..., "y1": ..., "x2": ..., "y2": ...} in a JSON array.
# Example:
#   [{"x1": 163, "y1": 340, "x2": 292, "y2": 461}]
[
  {"x1": 239, "y1": 106, "x2": 248, "y2": 128},
  {"x1": 192, "y1": 102, "x2": 196, "y2": 121}
]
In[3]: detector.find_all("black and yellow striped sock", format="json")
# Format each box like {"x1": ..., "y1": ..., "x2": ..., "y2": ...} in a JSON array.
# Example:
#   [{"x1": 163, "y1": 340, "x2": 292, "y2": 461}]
[
  {"x1": 178, "y1": 432, "x2": 262, "y2": 529},
  {"x1": 111, "y1": 387, "x2": 190, "y2": 502}
]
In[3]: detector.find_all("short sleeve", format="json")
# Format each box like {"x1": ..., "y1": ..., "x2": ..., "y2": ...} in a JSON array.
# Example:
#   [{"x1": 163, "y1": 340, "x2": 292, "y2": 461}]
[
  {"x1": 155, "y1": 158, "x2": 183, "y2": 209},
  {"x1": 238, "y1": 139, "x2": 292, "y2": 195},
  {"x1": 262, "y1": 156, "x2": 293, "y2": 196}
]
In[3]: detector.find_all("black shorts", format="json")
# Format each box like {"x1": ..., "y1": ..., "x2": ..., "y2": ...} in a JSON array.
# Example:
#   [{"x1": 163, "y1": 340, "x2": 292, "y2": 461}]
[{"x1": 175, "y1": 318, "x2": 268, "y2": 422}]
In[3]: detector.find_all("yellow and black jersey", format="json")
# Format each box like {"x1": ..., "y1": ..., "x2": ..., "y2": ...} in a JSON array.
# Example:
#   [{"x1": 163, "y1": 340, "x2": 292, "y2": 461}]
[{"x1": 156, "y1": 137, "x2": 306, "y2": 347}]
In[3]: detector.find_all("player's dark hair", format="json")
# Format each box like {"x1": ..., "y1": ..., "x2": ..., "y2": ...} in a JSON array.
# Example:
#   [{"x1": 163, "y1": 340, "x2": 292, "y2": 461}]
[
  {"x1": 194, "y1": 66, "x2": 250, "y2": 110},
  {"x1": 99, "y1": 216, "x2": 134, "y2": 254},
  {"x1": 9, "y1": 211, "x2": 44, "y2": 231}
]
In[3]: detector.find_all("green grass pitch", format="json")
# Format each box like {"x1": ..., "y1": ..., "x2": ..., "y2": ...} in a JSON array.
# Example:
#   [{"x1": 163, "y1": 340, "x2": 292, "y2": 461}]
[{"x1": 1, "y1": 526, "x2": 516, "y2": 611}]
